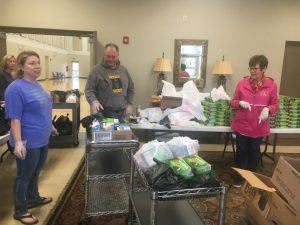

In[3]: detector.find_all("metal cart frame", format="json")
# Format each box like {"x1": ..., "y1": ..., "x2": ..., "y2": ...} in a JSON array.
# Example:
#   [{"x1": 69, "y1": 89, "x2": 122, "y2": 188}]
[
  {"x1": 82, "y1": 134, "x2": 139, "y2": 223},
  {"x1": 49, "y1": 102, "x2": 80, "y2": 147},
  {"x1": 128, "y1": 150, "x2": 228, "y2": 225}
]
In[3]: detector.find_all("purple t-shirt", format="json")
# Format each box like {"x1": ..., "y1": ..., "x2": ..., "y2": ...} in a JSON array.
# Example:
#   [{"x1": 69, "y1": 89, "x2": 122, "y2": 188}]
[{"x1": 5, "y1": 78, "x2": 52, "y2": 148}]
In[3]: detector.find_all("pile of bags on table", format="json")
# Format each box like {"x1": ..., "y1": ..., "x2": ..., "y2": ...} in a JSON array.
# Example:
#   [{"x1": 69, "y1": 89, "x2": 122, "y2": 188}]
[
  {"x1": 138, "y1": 80, "x2": 231, "y2": 128},
  {"x1": 134, "y1": 136, "x2": 222, "y2": 191}
]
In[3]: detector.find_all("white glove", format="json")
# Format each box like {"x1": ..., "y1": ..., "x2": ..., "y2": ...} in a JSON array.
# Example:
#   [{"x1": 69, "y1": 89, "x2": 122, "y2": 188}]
[
  {"x1": 239, "y1": 100, "x2": 251, "y2": 111},
  {"x1": 259, "y1": 107, "x2": 269, "y2": 124},
  {"x1": 14, "y1": 141, "x2": 27, "y2": 160}
]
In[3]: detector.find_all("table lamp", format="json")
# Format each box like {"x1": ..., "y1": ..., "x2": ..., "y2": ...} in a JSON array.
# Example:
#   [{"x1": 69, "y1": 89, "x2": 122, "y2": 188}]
[
  {"x1": 212, "y1": 56, "x2": 233, "y2": 90},
  {"x1": 153, "y1": 52, "x2": 172, "y2": 95}
]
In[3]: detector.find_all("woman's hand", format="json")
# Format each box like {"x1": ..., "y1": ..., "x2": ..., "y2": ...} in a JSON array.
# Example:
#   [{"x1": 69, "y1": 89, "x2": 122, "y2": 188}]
[
  {"x1": 14, "y1": 141, "x2": 26, "y2": 160},
  {"x1": 239, "y1": 101, "x2": 251, "y2": 111},
  {"x1": 259, "y1": 107, "x2": 269, "y2": 124}
]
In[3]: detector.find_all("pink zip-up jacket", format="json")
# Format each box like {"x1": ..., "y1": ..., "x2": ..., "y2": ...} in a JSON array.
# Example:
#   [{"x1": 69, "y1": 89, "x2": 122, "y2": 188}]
[{"x1": 231, "y1": 76, "x2": 279, "y2": 138}]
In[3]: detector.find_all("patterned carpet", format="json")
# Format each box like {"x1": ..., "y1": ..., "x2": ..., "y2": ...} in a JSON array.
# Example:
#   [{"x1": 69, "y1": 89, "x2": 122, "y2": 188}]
[{"x1": 48, "y1": 151, "x2": 300, "y2": 225}]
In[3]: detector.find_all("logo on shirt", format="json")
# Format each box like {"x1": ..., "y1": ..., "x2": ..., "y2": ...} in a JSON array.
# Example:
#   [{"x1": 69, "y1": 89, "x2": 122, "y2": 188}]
[
  {"x1": 261, "y1": 90, "x2": 269, "y2": 97},
  {"x1": 109, "y1": 75, "x2": 123, "y2": 93}
]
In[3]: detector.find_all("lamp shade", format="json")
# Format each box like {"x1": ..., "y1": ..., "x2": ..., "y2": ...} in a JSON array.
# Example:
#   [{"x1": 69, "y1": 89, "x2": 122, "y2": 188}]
[
  {"x1": 212, "y1": 60, "x2": 233, "y2": 75},
  {"x1": 153, "y1": 58, "x2": 172, "y2": 72}
]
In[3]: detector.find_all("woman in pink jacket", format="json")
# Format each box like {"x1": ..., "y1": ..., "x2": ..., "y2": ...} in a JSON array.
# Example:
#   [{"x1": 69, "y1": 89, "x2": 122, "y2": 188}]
[{"x1": 230, "y1": 55, "x2": 279, "y2": 187}]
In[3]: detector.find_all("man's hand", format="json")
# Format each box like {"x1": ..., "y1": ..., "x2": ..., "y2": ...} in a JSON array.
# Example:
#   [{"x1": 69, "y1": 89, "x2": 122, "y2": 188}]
[
  {"x1": 125, "y1": 105, "x2": 133, "y2": 118},
  {"x1": 91, "y1": 101, "x2": 104, "y2": 114},
  {"x1": 259, "y1": 107, "x2": 269, "y2": 124},
  {"x1": 239, "y1": 100, "x2": 251, "y2": 111},
  {"x1": 14, "y1": 141, "x2": 26, "y2": 160}
]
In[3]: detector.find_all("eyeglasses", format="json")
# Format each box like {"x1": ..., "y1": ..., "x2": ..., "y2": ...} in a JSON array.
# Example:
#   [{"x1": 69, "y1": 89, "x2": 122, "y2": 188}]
[{"x1": 248, "y1": 67, "x2": 261, "y2": 71}]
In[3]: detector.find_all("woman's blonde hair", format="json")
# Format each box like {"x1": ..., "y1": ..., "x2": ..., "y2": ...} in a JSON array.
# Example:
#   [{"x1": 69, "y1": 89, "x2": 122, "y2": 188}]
[
  {"x1": 0, "y1": 54, "x2": 16, "y2": 71},
  {"x1": 15, "y1": 50, "x2": 40, "y2": 77}
]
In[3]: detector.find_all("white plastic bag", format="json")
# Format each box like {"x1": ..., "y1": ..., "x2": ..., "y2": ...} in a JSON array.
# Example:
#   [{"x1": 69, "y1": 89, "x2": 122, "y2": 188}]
[
  {"x1": 166, "y1": 136, "x2": 199, "y2": 158},
  {"x1": 161, "y1": 80, "x2": 182, "y2": 97},
  {"x1": 210, "y1": 85, "x2": 231, "y2": 102},
  {"x1": 66, "y1": 93, "x2": 77, "y2": 103},
  {"x1": 133, "y1": 140, "x2": 172, "y2": 170},
  {"x1": 134, "y1": 140, "x2": 158, "y2": 170},
  {"x1": 179, "y1": 81, "x2": 208, "y2": 121},
  {"x1": 140, "y1": 107, "x2": 163, "y2": 123},
  {"x1": 167, "y1": 111, "x2": 194, "y2": 126}
]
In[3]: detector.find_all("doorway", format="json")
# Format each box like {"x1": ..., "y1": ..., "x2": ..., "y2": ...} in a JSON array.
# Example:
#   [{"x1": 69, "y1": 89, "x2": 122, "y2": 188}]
[
  {"x1": 71, "y1": 61, "x2": 80, "y2": 77},
  {"x1": 0, "y1": 26, "x2": 97, "y2": 71},
  {"x1": 280, "y1": 41, "x2": 300, "y2": 98}
]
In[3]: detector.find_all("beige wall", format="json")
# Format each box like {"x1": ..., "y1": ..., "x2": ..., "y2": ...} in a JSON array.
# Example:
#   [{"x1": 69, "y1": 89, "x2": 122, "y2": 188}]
[{"x1": 1, "y1": 0, "x2": 300, "y2": 107}]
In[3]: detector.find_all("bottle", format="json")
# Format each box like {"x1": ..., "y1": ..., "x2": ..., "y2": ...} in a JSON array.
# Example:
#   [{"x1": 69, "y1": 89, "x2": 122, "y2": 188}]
[{"x1": 136, "y1": 105, "x2": 141, "y2": 117}]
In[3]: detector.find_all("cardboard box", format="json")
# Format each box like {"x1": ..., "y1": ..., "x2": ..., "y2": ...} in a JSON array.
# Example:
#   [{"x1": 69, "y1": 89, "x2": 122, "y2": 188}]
[
  {"x1": 233, "y1": 168, "x2": 276, "y2": 217},
  {"x1": 244, "y1": 202, "x2": 273, "y2": 225},
  {"x1": 271, "y1": 156, "x2": 300, "y2": 212},
  {"x1": 160, "y1": 96, "x2": 182, "y2": 110},
  {"x1": 91, "y1": 130, "x2": 132, "y2": 142},
  {"x1": 233, "y1": 167, "x2": 300, "y2": 225},
  {"x1": 268, "y1": 191, "x2": 300, "y2": 225}
]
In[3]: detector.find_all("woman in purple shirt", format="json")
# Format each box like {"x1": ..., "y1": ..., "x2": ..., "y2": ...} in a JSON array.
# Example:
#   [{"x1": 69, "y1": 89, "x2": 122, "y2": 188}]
[{"x1": 5, "y1": 50, "x2": 58, "y2": 225}]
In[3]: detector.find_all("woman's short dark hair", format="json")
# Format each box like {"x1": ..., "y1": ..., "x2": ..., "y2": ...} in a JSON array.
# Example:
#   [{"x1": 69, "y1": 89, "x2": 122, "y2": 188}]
[{"x1": 249, "y1": 55, "x2": 268, "y2": 69}]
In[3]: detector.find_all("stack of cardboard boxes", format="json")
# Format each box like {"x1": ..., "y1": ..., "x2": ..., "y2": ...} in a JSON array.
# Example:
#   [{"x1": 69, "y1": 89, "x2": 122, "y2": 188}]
[{"x1": 233, "y1": 156, "x2": 300, "y2": 225}]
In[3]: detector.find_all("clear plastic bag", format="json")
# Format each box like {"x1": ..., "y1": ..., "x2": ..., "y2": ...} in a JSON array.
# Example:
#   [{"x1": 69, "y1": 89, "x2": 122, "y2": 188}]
[{"x1": 153, "y1": 142, "x2": 174, "y2": 162}]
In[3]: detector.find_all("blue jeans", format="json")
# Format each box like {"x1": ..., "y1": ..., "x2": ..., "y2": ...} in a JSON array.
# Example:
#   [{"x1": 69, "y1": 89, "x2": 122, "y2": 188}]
[
  {"x1": 235, "y1": 133, "x2": 263, "y2": 172},
  {"x1": 13, "y1": 145, "x2": 48, "y2": 216}
]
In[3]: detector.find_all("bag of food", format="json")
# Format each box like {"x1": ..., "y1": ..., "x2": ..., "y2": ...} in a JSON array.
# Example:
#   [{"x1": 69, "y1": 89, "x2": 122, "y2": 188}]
[
  {"x1": 183, "y1": 155, "x2": 211, "y2": 176},
  {"x1": 165, "y1": 157, "x2": 194, "y2": 179}
]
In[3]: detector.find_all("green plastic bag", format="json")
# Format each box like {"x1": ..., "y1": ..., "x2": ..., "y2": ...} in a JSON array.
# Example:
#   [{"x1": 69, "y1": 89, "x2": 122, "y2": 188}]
[
  {"x1": 166, "y1": 157, "x2": 194, "y2": 179},
  {"x1": 183, "y1": 155, "x2": 211, "y2": 176}
]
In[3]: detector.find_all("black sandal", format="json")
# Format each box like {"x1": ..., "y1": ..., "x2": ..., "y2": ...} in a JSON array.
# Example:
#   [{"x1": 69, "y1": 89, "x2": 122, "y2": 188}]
[
  {"x1": 28, "y1": 196, "x2": 53, "y2": 209},
  {"x1": 14, "y1": 213, "x2": 39, "y2": 225}
]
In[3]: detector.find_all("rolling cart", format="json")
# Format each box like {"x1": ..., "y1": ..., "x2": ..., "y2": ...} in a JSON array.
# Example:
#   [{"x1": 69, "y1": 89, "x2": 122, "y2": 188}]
[
  {"x1": 80, "y1": 132, "x2": 139, "y2": 224},
  {"x1": 49, "y1": 102, "x2": 80, "y2": 147},
  {"x1": 128, "y1": 152, "x2": 228, "y2": 225}
]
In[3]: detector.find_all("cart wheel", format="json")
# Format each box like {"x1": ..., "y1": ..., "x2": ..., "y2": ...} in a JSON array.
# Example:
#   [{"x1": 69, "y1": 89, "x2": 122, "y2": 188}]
[{"x1": 73, "y1": 140, "x2": 79, "y2": 146}]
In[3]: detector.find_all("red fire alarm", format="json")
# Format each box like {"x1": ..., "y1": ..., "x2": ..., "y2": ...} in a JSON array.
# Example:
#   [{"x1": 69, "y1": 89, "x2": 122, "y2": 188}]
[{"x1": 123, "y1": 36, "x2": 129, "y2": 44}]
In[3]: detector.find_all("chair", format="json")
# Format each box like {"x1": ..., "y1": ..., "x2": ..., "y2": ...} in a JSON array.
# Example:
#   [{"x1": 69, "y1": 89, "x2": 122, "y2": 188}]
[
  {"x1": 52, "y1": 72, "x2": 58, "y2": 79},
  {"x1": 222, "y1": 132, "x2": 236, "y2": 159},
  {"x1": 222, "y1": 132, "x2": 268, "y2": 167}
]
